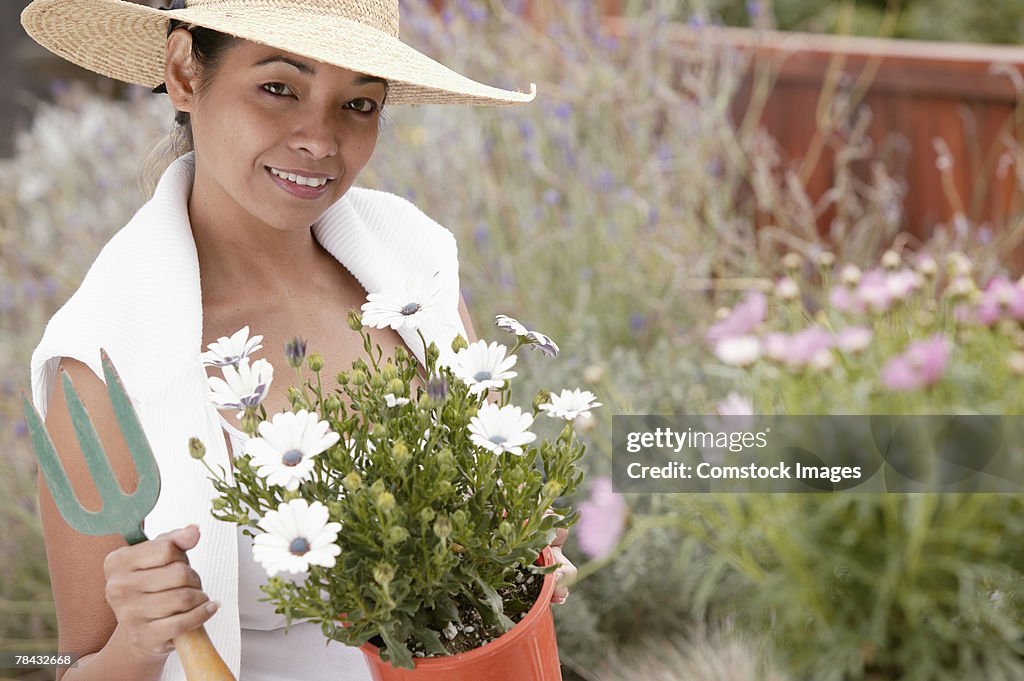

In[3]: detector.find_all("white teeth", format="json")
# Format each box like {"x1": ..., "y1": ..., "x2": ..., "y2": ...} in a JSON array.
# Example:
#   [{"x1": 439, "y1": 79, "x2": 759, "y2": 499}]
[{"x1": 270, "y1": 167, "x2": 328, "y2": 188}]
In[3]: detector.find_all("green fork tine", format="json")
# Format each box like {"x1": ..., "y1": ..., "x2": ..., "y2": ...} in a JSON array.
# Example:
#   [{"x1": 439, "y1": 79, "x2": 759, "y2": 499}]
[{"x1": 22, "y1": 349, "x2": 158, "y2": 545}]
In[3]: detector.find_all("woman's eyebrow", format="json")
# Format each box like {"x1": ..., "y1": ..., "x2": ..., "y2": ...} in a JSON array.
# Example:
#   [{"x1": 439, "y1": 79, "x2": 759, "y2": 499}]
[
  {"x1": 252, "y1": 55, "x2": 388, "y2": 89},
  {"x1": 252, "y1": 54, "x2": 315, "y2": 75}
]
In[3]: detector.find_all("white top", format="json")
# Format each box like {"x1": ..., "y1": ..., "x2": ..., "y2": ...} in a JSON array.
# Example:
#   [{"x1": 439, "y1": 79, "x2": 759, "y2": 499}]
[
  {"x1": 220, "y1": 417, "x2": 371, "y2": 681},
  {"x1": 30, "y1": 153, "x2": 466, "y2": 681}
]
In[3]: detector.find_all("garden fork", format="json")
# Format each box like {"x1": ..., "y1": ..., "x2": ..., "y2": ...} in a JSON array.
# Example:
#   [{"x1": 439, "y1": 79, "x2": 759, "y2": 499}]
[{"x1": 22, "y1": 350, "x2": 235, "y2": 681}]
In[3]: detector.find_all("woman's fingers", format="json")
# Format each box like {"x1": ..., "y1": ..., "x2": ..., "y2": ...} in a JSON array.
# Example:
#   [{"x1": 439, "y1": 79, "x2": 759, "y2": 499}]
[
  {"x1": 104, "y1": 525, "x2": 199, "y2": 576},
  {"x1": 100, "y1": 525, "x2": 213, "y2": 660},
  {"x1": 549, "y1": 545, "x2": 577, "y2": 605}
]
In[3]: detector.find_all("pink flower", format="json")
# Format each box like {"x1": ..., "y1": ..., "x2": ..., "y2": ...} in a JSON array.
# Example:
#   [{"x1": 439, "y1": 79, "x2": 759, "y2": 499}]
[
  {"x1": 856, "y1": 269, "x2": 893, "y2": 312},
  {"x1": 707, "y1": 291, "x2": 766, "y2": 343},
  {"x1": 972, "y1": 276, "x2": 1024, "y2": 324},
  {"x1": 830, "y1": 285, "x2": 862, "y2": 314},
  {"x1": 576, "y1": 477, "x2": 627, "y2": 560},
  {"x1": 783, "y1": 326, "x2": 834, "y2": 369},
  {"x1": 881, "y1": 335, "x2": 950, "y2": 392},
  {"x1": 836, "y1": 326, "x2": 873, "y2": 353}
]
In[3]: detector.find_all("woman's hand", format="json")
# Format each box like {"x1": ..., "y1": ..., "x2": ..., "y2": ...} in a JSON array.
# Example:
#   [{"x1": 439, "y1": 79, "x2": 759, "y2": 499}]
[
  {"x1": 103, "y1": 525, "x2": 219, "y2": 662},
  {"x1": 548, "y1": 524, "x2": 577, "y2": 605}
]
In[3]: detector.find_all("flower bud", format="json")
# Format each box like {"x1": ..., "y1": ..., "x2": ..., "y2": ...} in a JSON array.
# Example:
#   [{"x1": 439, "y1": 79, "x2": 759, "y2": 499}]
[
  {"x1": 343, "y1": 472, "x2": 362, "y2": 492},
  {"x1": 375, "y1": 491, "x2": 396, "y2": 513},
  {"x1": 327, "y1": 500, "x2": 343, "y2": 519},
  {"x1": 370, "y1": 423, "x2": 386, "y2": 440},
  {"x1": 188, "y1": 436, "x2": 207, "y2": 460},
  {"x1": 324, "y1": 394, "x2": 342, "y2": 414},
  {"x1": 916, "y1": 255, "x2": 938, "y2": 277},
  {"x1": 426, "y1": 342, "x2": 440, "y2": 368},
  {"x1": 452, "y1": 509, "x2": 468, "y2": 528},
  {"x1": 775, "y1": 277, "x2": 799, "y2": 301},
  {"x1": 373, "y1": 563, "x2": 395, "y2": 586},
  {"x1": 392, "y1": 440, "x2": 410, "y2": 465},
  {"x1": 427, "y1": 376, "x2": 448, "y2": 404},
  {"x1": 435, "y1": 448, "x2": 454, "y2": 468},
  {"x1": 212, "y1": 497, "x2": 228, "y2": 511},
  {"x1": 235, "y1": 456, "x2": 251, "y2": 474},
  {"x1": 436, "y1": 480, "x2": 453, "y2": 497},
  {"x1": 451, "y1": 335, "x2": 469, "y2": 353},
  {"x1": 370, "y1": 373, "x2": 385, "y2": 389},
  {"x1": 347, "y1": 310, "x2": 363, "y2": 331},
  {"x1": 287, "y1": 386, "x2": 303, "y2": 407},
  {"x1": 386, "y1": 526, "x2": 410, "y2": 545},
  {"x1": 388, "y1": 378, "x2": 405, "y2": 396},
  {"x1": 532, "y1": 390, "x2": 552, "y2": 412},
  {"x1": 382, "y1": 363, "x2": 398, "y2": 381},
  {"x1": 394, "y1": 346, "x2": 408, "y2": 363},
  {"x1": 782, "y1": 252, "x2": 802, "y2": 271},
  {"x1": 419, "y1": 507, "x2": 436, "y2": 524},
  {"x1": 284, "y1": 337, "x2": 307, "y2": 369},
  {"x1": 498, "y1": 521, "x2": 514, "y2": 541},
  {"x1": 308, "y1": 353, "x2": 325, "y2": 373},
  {"x1": 815, "y1": 251, "x2": 835, "y2": 268},
  {"x1": 881, "y1": 250, "x2": 901, "y2": 270},
  {"x1": 336, "y1": 372, "x2": 349, "y2": 385},
  {"x1": 542, "y1": 480, "x2": 564, "y2": 499},
  {"x1": 839, "y1": 264, "x2": 861, "y2": 286},
  {"x1": 240, "y1": 410, "x2": 260, "y2": 437},
  {"x1": 351, "y1": 369, "x2": 367, "y2": 386},
  {"x1": 433, "y1": 515, "x2": 452, "y2": 539}
]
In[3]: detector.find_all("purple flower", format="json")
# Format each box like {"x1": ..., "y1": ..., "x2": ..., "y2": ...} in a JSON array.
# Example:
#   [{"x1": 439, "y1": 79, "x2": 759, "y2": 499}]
[
  {"x1": 707, "y1": 291, "x2": 767, "y2": 343},
  {"x1": 553, "y1": 102, "x2": 573, "y2": 120},
  {"x1": 577, "y1": 477, "x2": 626, "y2": 560},
  {"x1": 881, "y1": 335, "x2": 950, "y2": 392},
  {"x1": 543, "y1": 189, "x2": 561, "y2": 205}
]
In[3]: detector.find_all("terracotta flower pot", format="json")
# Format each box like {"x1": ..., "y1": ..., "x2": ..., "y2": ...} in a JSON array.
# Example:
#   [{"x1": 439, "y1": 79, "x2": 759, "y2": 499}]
[{"x1": 359, "y1": 547, "x2": 562, "y2": 681}]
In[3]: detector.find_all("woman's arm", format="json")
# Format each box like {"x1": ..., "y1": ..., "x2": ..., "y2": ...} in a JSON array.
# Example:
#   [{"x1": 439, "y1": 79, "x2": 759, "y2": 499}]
[
  {"x1": 40, "y1": 358, "x2": 217, "y2": 681},
  {"x1": 458, "y1": 295, "x2": 478, "y2": 344}
]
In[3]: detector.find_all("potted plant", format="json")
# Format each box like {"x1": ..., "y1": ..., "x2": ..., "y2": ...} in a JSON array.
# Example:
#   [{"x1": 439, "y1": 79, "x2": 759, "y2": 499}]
[{"x1": 192, "y1": 295, "x2": 596, "y2": 679}]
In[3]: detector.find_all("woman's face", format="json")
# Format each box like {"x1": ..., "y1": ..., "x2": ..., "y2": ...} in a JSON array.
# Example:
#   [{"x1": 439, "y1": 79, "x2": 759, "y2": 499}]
[{"x1": 175, "y1": 35, "x2": 386, "y2": 233}]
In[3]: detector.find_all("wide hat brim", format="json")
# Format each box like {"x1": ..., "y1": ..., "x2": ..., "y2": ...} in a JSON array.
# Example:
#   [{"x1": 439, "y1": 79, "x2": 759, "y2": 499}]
[{"x1": 21, "y1": 0, "x2": 536, "y2": 106}]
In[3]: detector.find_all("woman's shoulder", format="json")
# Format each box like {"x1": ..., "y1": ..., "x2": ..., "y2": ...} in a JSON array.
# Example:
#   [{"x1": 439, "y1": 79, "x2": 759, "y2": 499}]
[{"x1": 343, "y1": 187, "x2": 457, "y2": 245}]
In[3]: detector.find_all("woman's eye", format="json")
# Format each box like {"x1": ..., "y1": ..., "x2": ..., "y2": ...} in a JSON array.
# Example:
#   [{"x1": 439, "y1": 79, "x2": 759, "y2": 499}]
[
  {"x1": 262, "y1": 83, "x2": 293, "y2": 97},
  {"x1": 346, "y1": 98, "x2": 378, "y2": 114}
]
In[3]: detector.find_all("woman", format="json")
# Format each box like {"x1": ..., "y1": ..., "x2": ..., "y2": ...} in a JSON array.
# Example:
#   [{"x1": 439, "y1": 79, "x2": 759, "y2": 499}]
[{"x1": 21, "y1": 1, "x2": 574, "y2": 680}]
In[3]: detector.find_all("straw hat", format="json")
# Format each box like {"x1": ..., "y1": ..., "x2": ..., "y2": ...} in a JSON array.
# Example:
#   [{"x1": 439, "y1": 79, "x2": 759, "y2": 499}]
[{"x1": 21, "y1": 0, "x2": 536, "y2": 106}]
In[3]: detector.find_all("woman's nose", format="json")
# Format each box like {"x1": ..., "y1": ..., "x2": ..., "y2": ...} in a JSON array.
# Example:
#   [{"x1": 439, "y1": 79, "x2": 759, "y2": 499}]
[{"x1": 288, "y1": 108, "x2": 339, "y2": 159}]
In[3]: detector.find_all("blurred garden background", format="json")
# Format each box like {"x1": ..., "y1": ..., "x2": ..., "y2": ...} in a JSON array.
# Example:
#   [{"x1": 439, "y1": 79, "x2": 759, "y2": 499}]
[{"x1": 5, "y1": 0, "x2": 1024, "y2": 679}]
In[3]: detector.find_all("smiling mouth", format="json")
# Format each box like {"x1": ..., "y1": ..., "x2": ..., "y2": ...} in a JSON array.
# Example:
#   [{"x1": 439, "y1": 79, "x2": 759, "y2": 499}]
[{"x1": 268, "y1": 167, "x2": 332, "y2": 188}]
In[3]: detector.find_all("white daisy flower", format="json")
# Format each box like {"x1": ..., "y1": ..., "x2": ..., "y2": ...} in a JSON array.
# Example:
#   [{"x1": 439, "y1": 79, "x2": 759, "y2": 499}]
[
  {"x1": 469, "y1": 403, "x2": 537, "y2": 456},
  {"x1": 207, "y1": 358, "x2": 274, "y2": 417},
  {"x1": 452, "y1": 341, "x2": 518, "y2": 394},
  {"x1": 246, "y1": 410, "x2": 340, "y2": 491},
  {"x1": 361, "y1": 273, "x2": 445, "y2": 331},
  {"x1": 524, "y1": 330, "x2": 559, "y2": 357},
  {"x1": 495, "y1": 314, "x2": 530, "y2": 336},
  {"x1": 494, "y1": 315, "x2": 559, "y2": 357},
  {"x1": 538, "y1": 388, "x2": 602, "y2": 421},
  {"x1": 200, "y1": 326, "x2": 264, "y2": 367},
  {"x1": 252, "y1": 499, "x2": 342, "y2": 577},
  {"x1": 384, "y1": 394, "x2": 410, "y2": 408}
]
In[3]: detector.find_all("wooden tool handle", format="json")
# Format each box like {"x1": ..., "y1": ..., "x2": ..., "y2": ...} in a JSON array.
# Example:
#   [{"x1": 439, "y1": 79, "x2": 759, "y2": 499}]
[{"x1": 173, "y1": 626, "x2": 236, "y2": 681}]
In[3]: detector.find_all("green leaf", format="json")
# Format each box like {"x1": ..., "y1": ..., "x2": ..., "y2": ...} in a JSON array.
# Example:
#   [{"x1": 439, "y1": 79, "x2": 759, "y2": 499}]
[
  {"x1": 473, "y1": 574, "x2": 515, "y2": 632},
  {"x1": 378, "y1": 624, "x2": 415, "y2": 670}
]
